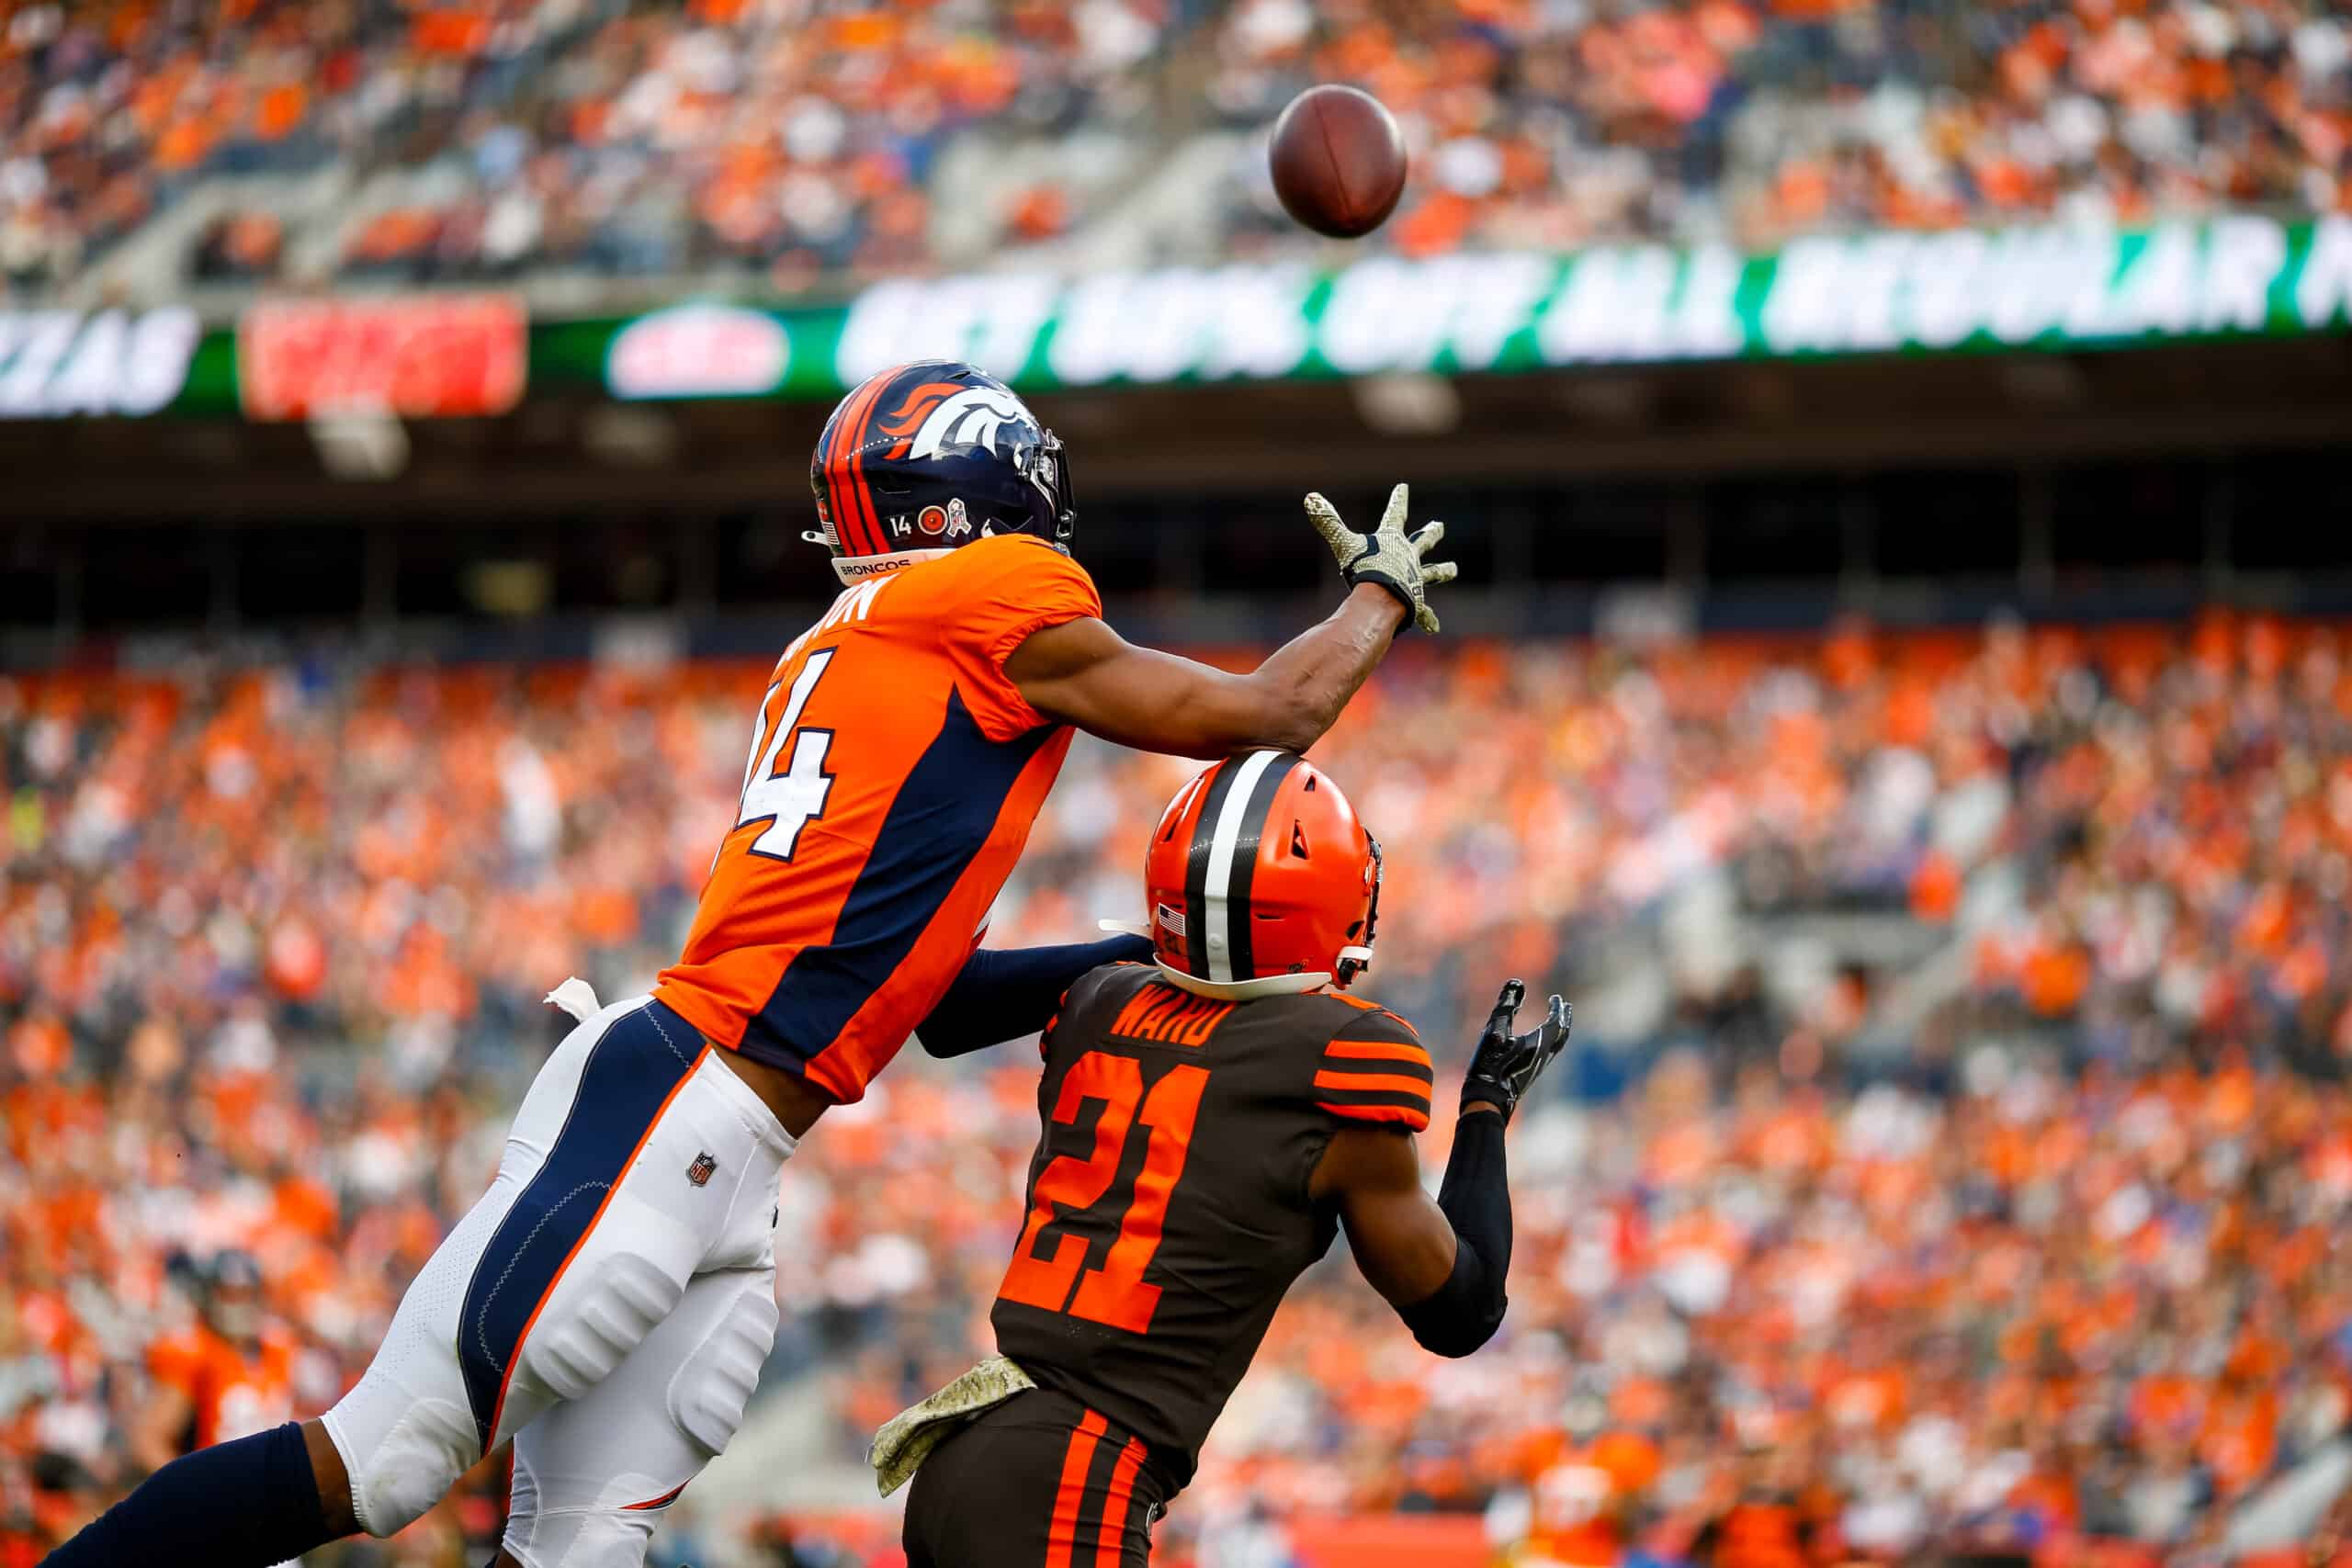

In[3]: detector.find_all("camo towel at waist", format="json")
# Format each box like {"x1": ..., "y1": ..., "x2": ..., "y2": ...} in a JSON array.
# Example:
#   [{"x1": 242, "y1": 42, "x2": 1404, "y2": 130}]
[{"x1": 868, "y1": 1355, "x2": 1039, "y2": 1497}]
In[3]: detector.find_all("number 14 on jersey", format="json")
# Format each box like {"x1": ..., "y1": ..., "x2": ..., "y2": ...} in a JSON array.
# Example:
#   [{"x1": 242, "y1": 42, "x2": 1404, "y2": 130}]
[{"x1": 733, "y1": 649, "x2": 837, "y2": 862}]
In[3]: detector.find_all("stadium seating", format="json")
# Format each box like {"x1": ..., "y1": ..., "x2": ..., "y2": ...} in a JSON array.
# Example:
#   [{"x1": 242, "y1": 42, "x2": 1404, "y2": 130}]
[
  {"x1": 7, "y1": 615, "x2": 2352, "y2": 1560},
  {"x1": 2, "y1": 0, "x2": 2346, "y2": 299}
]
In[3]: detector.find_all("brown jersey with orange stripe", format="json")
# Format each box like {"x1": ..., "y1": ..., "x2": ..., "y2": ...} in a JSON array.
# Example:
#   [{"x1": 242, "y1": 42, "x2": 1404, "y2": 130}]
[
  {"x1": 654, "y1": 534, "x2": 1099, "y2": 1103},
  {"x1": 991, "y1": 961, "x2": 1431, "y2": 1492}
]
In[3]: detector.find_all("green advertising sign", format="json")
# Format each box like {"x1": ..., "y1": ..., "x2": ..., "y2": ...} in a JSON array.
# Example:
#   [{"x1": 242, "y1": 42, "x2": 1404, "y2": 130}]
[
  {"x1": 823, "y1": 212, "x2": 2352, "y2": 389},
  {"x1": 560, "y1": 212, "x2": 2352, "y2": 403},
  {"x1": 5, "y1": 213, "x2": 2346, "y2": 419}
]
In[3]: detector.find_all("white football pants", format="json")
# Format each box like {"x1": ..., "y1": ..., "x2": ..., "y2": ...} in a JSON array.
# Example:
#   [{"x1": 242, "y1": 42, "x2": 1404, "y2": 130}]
[{"x1": 322, "y1": 990, "x2": 793, "y2": 1567}]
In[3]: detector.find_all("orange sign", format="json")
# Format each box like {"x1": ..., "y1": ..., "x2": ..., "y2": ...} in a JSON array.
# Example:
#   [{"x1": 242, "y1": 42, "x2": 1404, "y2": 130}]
[{"x1": 239, "y1": 294, "x2": 526, "y2": 420}]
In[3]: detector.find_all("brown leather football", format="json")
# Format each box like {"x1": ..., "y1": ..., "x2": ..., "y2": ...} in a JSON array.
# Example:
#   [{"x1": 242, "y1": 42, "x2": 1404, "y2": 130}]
[{"x1": 1267, "y1": 85, "x2": 1408, "y2": 240}]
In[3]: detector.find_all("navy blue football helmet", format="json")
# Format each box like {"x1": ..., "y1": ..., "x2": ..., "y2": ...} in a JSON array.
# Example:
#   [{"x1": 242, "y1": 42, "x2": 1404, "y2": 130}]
[
  {"x1": 202, "y1": 1249, "x2": 266, "y2": 1344},
  {"x1": 807, "y1": 359, "x2": 1075, "y2": 583}
]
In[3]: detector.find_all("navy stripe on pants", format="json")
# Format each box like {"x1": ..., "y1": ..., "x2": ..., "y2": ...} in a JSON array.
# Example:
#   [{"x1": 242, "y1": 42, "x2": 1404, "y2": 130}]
[{"x1": 457, "y1": 999, "x2": 701, "y2": 1450}]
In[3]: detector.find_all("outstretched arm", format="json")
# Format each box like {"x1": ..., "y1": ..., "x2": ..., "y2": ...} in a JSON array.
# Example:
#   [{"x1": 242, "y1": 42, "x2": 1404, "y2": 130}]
[
  {"x1": 913, "y1": 934, "x2": 1153, "y2": 1058},
  {"x1": 1314, "y1": 980, "x2": 1570, "y2": 1358},
  {"x1": 1003, "y1": 485, "x2": 1454, "y2": 759},
  {"x1": 1317, "y1": 1108, "x2": 1513, "y2": 1358},
  {"x1": 1005, "y1": 587, "x2": 1401, "y2": 758}
]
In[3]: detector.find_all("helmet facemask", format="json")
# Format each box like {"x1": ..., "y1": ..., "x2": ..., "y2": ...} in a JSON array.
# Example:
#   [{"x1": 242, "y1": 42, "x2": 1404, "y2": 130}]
[
  {"x1": 1335, "y1": 832, "x2": 1381, "y2": 988},
  {"x1": 1022, "y1": 427, "x2": 1077, "y2": 553}
]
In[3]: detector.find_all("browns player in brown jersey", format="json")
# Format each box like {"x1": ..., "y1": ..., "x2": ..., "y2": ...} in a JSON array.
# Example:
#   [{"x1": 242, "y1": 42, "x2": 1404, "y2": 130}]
[{"x1": 872, "y1": 750, "x2": 1571, "y2": 1568}]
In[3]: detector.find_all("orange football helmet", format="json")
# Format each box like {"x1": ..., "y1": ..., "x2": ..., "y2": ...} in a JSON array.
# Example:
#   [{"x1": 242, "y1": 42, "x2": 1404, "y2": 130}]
[{"x1": 1108, "y1": 750, "x2": 1382, "y2": 1000}]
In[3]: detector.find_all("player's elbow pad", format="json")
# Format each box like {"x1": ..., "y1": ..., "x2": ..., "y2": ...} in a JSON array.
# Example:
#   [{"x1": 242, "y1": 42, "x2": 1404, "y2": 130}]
[{"x1": 1396, "y1": 1237, "x2": 1507, "y2": 1359}]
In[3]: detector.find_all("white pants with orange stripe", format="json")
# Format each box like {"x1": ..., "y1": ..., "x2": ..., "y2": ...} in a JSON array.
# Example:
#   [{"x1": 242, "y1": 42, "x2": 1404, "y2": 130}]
[{"x1": 321, "y1": 989, "x2": 794, "y2": 1567}]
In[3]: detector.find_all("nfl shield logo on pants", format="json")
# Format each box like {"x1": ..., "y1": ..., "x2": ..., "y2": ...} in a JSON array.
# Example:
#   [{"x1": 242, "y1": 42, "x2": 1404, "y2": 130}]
[{"x1": 686, "y1": 1151, "x2": 717, "y2": 1188}]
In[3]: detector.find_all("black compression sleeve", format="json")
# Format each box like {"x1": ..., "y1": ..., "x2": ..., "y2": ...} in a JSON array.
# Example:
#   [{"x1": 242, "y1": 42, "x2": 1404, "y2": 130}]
[
  {"x1": 1396, "y1": 1109, "x2": 1511, "y2": 1357},
  {"x1": 914, "y1": 936, "x2": 1153, "y2": 1058},
  {"x1": 1437, "y1": 1106, "x2": 1511, "y2": 1279}
]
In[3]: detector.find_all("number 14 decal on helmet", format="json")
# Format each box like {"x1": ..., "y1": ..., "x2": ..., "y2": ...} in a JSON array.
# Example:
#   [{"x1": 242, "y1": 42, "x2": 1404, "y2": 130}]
[{"x1": 998, "y1": 1052, "x2": 1207, "y2": 1335}]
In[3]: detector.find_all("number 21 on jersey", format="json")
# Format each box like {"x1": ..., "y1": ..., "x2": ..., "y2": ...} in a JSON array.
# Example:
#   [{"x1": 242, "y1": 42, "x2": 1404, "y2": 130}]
[{"x1": 999, "y1": 1051, "x2": 1207, "y2": 1335}]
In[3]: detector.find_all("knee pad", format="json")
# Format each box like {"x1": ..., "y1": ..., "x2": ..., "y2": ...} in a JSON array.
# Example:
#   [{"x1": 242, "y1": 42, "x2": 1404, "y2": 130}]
[
  {"x1": 667, "y1": 1279, "x2": 779, "y2": 1457},
  {"x1": 501, "y1": 1275, "x2": 776, "y2": 1567},
  {"x1": 512, "y1": 1247, "x2": 685, "y2": 1404},
  {"x1": 502, "y1": 1505, "x2": 664, "y2": 1568},
  {"x1": 325, "y1": 1372, "x2": 481, "y2": 1540}
]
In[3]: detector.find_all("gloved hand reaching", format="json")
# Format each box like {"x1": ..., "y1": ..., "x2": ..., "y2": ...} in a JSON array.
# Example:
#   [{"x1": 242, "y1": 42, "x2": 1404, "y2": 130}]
[
  {"x1": 1304, "y1": 482, "x2": 1457, "y2": 634},
  {"x1": 1460, "y1": 979, "x2": 1571, "y2": 1122}
]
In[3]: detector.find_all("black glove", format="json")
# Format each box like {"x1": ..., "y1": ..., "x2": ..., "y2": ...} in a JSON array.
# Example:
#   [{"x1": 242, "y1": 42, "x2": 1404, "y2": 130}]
[{"x1": 1460, "y1": 979, "x2": 1571, "y2": 1122}]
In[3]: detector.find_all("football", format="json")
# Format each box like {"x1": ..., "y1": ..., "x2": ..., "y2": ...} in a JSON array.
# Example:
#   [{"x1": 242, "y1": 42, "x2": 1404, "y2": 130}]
[{"x1": 1267, "y1": 84, "x2": 1408, "y2": 240}]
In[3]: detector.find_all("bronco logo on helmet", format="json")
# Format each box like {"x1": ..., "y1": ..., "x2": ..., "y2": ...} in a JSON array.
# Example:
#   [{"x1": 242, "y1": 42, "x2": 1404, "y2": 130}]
[
  {"x1": 805, "y1": 359, "x2": 1075, "y2": 587},
  {"x1": 880, "y1": 383, "x2": 1033, "y2": 464}
]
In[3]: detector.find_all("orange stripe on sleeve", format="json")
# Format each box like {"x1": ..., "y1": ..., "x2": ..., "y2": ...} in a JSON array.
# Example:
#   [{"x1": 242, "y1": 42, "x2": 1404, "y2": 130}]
[
  {"x1": 1312, "y1": 1069, "x2": 1435, "y2": 1100},
  {"x1": 1323, "y1": 1039, "x2": 1433, "y2": 1068},
  {"x1": 1093, "y1": 1437, "x2": 1148, "y2": 1567},
  {"x1": 1317, "y1": 1100, "x2": 1431, "y2": 1131},
  {"x1": 1327, "y1": 998, "x2": 1420, "y2": 1034},
  {"x1": 1045, "y1": 1410, "x2": 1109, "y2": 1568}
]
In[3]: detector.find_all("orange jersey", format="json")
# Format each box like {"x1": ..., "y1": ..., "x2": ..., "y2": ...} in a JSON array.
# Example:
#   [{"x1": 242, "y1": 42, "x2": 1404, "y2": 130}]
[
  {"x1": 655, "y1": 536, "x2": 1101, "y2": 1102},
  {"x1": 1527, "y1": 1432, "x2": 1662, "y2": 1565},
  {"x1": 147, "y1": 1325, "x2": 298, "y2": 1450}
]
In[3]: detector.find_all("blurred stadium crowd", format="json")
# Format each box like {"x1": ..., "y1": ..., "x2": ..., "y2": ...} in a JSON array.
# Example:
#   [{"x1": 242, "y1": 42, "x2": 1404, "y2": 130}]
[
  {"x1": 8, "y1": 614, "x2": 2352, "y2": 1563},
  {"x1": 3, "y1": 0, "x2": 2350, "y2": 294}
]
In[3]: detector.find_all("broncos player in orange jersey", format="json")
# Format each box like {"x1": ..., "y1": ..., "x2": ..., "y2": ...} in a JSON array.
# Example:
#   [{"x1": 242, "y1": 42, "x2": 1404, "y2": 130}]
[
  {"x1": 46, "y1": 360, "x2": 1455, "y2": 1568},
  {"x1": 133, "y1": 1254, "x2": 300, "y2": 1472}
]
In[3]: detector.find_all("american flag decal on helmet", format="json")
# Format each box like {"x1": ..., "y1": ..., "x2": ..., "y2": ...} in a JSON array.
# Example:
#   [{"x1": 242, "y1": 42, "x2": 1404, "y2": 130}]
[{"x1": 686, "y1": 1151, "x2": 717, "y2": 1188}]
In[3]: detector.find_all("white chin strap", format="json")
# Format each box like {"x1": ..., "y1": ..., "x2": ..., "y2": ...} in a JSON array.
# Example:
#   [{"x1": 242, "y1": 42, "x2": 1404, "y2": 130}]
[
  {"x1": 1154, "y1": 964, "x2": 1334, "y2": 1001},
  {"x1": 1098, "y1": 919, "x2": 1353, "y2": 1001},
  {"x1": 826, "y1": 547, "x2": 953, "y2": 586}
]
